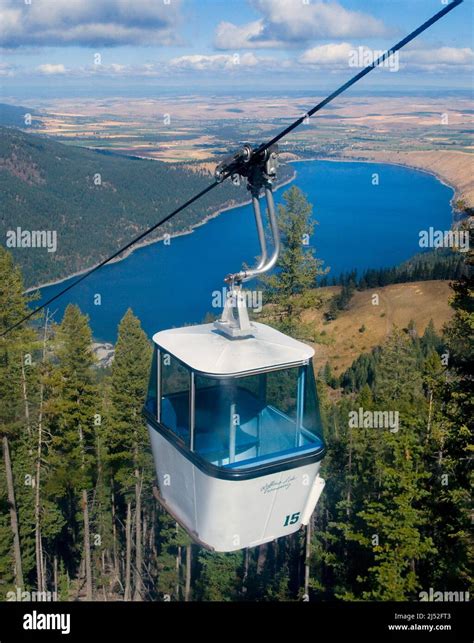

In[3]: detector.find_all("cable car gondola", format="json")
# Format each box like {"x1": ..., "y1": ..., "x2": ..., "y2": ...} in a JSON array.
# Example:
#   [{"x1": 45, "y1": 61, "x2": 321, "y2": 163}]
[
  {"x1": 143, "y1": 146, "x2": 326, "y2": 551},
  {"x1": 4, "y1": 0, "x2": 461, "y2": 552}
]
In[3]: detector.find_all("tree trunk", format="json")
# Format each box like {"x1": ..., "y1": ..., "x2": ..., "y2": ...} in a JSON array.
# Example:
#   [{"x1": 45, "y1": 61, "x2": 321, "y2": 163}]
[
  {"x1": 304, "y1": 519, "x2": 312, "y2": 600},
  {"x1": 78, "y1": 424, "x2": 92, "y2": 600},
  {"x1": 35, "y1": 310, "x2": 49, "y2": 593},
  {"x1": 124, "y1": 502, "x2": 132, "y2": 601},
  {"x1": 53, "y1": 555, "x2": 58, "y2": 600},
  {"x1": 133, "y1": 469, "x2": 143, "y2": 600},
  {"x1": 176, "y1": 536, "x2": 181, "y2": 601},
  {"x1": 184, "y1": 544, "x2": 192, "y2": 602},
  {"x1": 111, "y1": 488, "x2": 120, "y2": 585},
  {"x1": 426, "y1": 389, "x2": 433, "y2": 444},
  {"x1": 82, "y1": 488, "x2": 93, "y2": 600},
  {"x1": 2, "y1": 436, "x2": 24, "y2": 588},
  {"x1": 150, "y1": 503, "x2": 157, "y2": 558},
  {"x1": 346, "y1": 426, "x2": 353, "y2": 518},
  {"x1": 257, "y1": 543, "x2": 267, "y2": 574},
  {"x1": 142, "y1": 516, "x2": 147, "y2": 560},
  {"x1": 35, "y1": 379, "x2": 45, "y2": 592},
  {"x1": 43, "y1": 554, "x2": 47, "y2": 590},
  {"x1": 20, "y1": 357, "x2": 32, "y2": 442},
  {"x1": 294, "y1": 535, "x2": 301, "y2": 591},
  {"x1": 242, "y1": 548, "x2": 249, "y2": 596}
]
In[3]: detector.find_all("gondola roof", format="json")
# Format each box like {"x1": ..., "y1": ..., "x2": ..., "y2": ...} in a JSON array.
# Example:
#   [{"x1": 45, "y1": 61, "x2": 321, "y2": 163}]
[{"x1": 152, "y1": 322, "x2": 314, "y2": 376}]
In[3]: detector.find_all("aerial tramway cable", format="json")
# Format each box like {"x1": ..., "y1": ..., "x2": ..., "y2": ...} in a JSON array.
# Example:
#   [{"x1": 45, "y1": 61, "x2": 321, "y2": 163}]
[{"x1": 1, "y1": 0, "x2": 463, "y2": 337}]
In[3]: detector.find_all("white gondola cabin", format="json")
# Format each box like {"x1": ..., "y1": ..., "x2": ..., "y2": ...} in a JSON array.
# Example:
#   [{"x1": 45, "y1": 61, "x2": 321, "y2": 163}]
[
  {"x1": 144, "y1": 322, "x2": 325, "y2": 552},
  {"x1": 143, "y1": 144, "x2": 326, "y2": 551}
]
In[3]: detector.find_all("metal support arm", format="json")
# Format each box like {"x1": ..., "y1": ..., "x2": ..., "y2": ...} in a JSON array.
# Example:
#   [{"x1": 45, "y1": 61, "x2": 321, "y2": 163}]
[{"x1": 213, "y1": 144, "x2": 281, "y2": 338}]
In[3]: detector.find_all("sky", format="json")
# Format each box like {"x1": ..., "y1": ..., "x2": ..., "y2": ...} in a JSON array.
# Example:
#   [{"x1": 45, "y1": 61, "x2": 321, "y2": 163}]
[{"x1": 0, "y1": 0, "x2": 472, "y2": 98}]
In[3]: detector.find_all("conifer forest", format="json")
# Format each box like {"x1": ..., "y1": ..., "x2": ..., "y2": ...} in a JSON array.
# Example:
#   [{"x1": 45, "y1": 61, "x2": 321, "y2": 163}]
[{"x1": 1, "y1": 186, "x2": 472, "y2": 604}]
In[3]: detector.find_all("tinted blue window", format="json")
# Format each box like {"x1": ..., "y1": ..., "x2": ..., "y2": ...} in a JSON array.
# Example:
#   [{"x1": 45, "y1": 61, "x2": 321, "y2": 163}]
[
  {"x1": 160, "y1": 353, "x2": 190, "y2": 447},
  {"x1": 194, "y1": 364, "x2": 323, "y2": 468}
]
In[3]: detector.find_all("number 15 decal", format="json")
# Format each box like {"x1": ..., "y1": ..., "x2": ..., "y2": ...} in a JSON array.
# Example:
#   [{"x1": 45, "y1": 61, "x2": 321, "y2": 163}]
[{"x1": 283, "y1": 512, "x2": 300, "y2": 526}]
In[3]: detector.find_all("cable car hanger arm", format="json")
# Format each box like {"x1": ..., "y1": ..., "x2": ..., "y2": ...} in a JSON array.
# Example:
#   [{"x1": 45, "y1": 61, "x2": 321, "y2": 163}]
[{"x1": 1, "y1": 0, "x2": 463, "y2": 338}]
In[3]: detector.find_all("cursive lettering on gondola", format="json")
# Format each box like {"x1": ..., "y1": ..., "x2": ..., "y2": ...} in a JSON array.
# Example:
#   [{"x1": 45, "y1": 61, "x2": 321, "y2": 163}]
[{"x1": 260, "y1": 475, "x2": 296, "y2": 494}]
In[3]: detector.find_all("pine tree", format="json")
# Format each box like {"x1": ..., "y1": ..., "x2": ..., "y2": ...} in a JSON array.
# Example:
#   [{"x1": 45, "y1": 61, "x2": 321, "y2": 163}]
[
  {"x1": 0, "y1": 248, "x2": 36, "y2": 594},
  {"x1": 195, "y1": 550, "x2": 243, "y2": 601},
  {"x1": 45, "y1": 304, "x2": 97, "y2": 599},
  {"x1": 426, "y1": 249, "x2": 473, "y2": 590},
  {"x1": 104, "y1": 309, "x2": 152, "y2": 600},
  {"x1": 344, "y1": 331, "x2": 434, "y2": 600},
  {"x1": 420, "y1": 319, "x2": 442, "y2": 355},
  {"x1": 262, "y1": 186, "x2": 326, "y2": 336},
  {"x1": 154, "y1": 515, "x2": 192, "y2": 600},
  {"x1": 316, "y1": 331, "x2": 435, "y2": 600}
]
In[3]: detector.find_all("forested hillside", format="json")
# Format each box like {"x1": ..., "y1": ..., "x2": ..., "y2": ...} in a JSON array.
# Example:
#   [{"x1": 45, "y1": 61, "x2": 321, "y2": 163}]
[
  {"x1": 0, "y1": 127, "x2": 292, "y2": 288},
  {"x1": 323, "y1": 248, "x2": 467, "y2": 290},
  {"x1": 0, "y1": 104, "x2": 40, "y2": 129}
]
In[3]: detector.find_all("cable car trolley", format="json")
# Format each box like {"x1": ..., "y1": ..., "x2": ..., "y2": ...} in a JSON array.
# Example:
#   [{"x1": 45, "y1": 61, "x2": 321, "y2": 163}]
[{"x1": 144, "y1": 145, "x2": 326, "y2": 551}]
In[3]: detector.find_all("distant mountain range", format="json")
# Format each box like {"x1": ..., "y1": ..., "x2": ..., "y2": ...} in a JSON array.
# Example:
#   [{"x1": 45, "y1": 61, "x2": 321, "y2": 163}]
[{"x1": 1, "y1": 126, "x2": 288, "y2": 288}]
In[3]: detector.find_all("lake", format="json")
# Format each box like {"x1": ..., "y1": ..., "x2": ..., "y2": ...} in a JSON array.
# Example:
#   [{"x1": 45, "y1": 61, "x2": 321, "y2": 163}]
[{"x1": 35, "y1": 160, "x2": 453, "y2": 342}]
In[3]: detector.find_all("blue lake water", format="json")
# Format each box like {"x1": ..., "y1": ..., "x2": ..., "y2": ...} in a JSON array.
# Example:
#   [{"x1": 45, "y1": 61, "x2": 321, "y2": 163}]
[{"x1": 35, "y1": 160, "x2": 453, "y2": 342}]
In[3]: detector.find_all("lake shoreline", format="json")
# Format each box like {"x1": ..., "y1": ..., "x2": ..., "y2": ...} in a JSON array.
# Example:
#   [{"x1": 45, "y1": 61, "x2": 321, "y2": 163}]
[
  {"x1": 29, "y1": 159, "x2": 454, "y2": 344},
  {"x1": 294, "y1": 155, "x2": 458, "y2": 210},
  {"x1": 24, "y1": 157, "x2": 457, "y2": 294},
  {"x1": 25, "y1": 171, "x2": 297, "y2": 293},
  {"x1": 334, "y1": 153, "x2": 465, "y2": 211}
]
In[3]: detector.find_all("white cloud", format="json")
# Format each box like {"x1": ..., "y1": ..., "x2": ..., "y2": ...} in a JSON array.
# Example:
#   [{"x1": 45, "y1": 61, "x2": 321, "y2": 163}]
[
  {"x1": 88, "y1": 62, "x2": 167, "y2": 77},
  {"x1": 214, "y1": 0, "x2": 388, "y2": 49},
  {"x1": 14, "y1": 44, "x2": 473, "y2": 81},
  {"x1": 0, "y1": 0, "x2": 182, "y2": 48},
  {"x1": 54, "y1": 62, "x2": 164, "y2": 78},
  {"x1": 168, "y1": 53, "x2": 262, "y2": 72},
  {"x1": 298, "y1": 43, "x2": 474, "y2": 74},
  {"x1": 104, "y1": 63, "x2": 128, "y2": 74},
  {"x1": 299, "y1": 42, "x2": 353, "y2": 66},
  {"x1": 36, "y1": 63, "x2": 67, "y2": 75},
  {"x1": 0, "y1": 62, "x2": 15, "y2": 77},
  {"x1": 402, "y1": 46, "x2": 474, "y2": 68},
  {"x1": 215, "y1": 20, "x2": 281, "y2": 50}
]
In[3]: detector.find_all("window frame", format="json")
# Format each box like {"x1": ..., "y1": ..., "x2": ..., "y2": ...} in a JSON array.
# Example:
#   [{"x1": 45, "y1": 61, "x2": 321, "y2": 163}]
[{"x1": 144, "y1": 345, "x2": 326, "y2": 476}]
